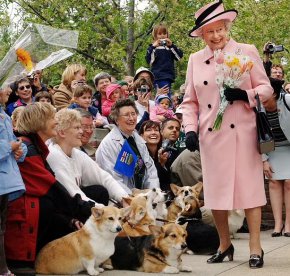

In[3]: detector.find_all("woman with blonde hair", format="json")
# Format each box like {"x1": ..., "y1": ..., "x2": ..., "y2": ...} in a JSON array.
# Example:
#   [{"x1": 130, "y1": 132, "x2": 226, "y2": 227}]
[
  {"x1": 53, "y1": 64, "x2": 87, "y2": 110},
  {"x1": 5, "y1": 103, "x2": 93, "y2": 269},
  {"x1": 47, "y1": 108, "x2": 128, "y2": 205}
]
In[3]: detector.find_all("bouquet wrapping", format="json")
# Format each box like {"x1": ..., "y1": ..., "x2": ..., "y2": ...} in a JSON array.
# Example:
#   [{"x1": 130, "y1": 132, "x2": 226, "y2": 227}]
[{"x1": 213, "y1": 50, "x2": 253, "y2": 130}]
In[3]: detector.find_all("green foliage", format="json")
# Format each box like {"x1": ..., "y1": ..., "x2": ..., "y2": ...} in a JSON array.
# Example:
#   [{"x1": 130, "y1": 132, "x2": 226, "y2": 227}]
[{"x1": 0, "y1": 0, "x2": 289, "y2": 87}]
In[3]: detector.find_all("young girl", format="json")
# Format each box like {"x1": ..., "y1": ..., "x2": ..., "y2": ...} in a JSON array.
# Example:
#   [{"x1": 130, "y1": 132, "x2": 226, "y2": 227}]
[
  {"x1": 0, "y1": 87, "x2": 26, "y2": 276},
  {"x1": 145, "y1": 23, "x2": 183, "y2": 97},
  {"x1": 35, "y1": 91, "x2": 54, "y2": 106},
  {"x1": 101, "y1": 83, "x2": 121, "y2": 117},
  {"x1": 69, "y1": 84, "x2": 107, "y2": 127},
  {"x1": 150, "y1": 94, "x2": 174, "y2": 123}
]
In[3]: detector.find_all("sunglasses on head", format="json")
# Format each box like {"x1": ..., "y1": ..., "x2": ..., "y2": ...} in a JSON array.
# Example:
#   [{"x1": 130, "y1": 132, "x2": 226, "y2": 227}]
[{"x1": 18, "y1": 85, "x2": 31, "y2": 91}]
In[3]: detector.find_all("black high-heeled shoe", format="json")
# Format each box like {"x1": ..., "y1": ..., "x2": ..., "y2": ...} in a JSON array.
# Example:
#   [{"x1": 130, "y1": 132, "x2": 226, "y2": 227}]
[
  {"x1": 271, "y1": 225, "x2": 284, "y2": 237},
  {"x1": 207, "y1": 244, "x2": 234, "y2": 263},
  {"x1": 249, "y1": 249, "x2": 264, "y2": 269}
]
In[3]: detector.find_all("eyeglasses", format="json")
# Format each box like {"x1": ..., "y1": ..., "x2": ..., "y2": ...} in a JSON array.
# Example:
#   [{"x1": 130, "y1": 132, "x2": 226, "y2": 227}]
[
  {"x1": 18, "y1": 85, "x2": 31, "y2": 91},
  {"x1": 81, "y1": 124, "x2": 94, "y2": 131},
  {"x1": 119, "y1": 112, "x2": 137, "y2": 119}
]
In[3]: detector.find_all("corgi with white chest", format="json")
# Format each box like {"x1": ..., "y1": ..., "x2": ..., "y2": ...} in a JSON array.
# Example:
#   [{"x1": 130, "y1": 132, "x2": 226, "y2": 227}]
[
  {"x1": 111, "y1": 223, "x2": 192, "y2": 273},
  {"x1": 35, "y1": 206, "x2": 131, "y2": 276}
]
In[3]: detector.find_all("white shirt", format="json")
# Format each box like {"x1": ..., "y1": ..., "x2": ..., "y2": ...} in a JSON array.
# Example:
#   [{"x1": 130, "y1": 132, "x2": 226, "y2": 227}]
[{"x1": 47, "y1": 143, "x2": 128, "y2": 204}]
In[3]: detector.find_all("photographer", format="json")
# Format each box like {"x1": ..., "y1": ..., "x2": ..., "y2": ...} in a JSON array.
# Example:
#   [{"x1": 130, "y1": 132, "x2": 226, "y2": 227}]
[
  {"x1": 263, "y1": 42, "x2": 285, "y2": 80},
  {"x1": 146, "y1": 23, "x2": 183, "y2": 98}
]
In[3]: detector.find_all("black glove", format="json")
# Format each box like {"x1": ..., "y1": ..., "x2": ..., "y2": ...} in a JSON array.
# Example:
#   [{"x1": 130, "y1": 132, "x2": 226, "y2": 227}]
[
  {"x1": 224, "y1": 87, "x2": 249, "y2": 102},
  {"x1": 185, "y1": 131, "x2": 199, "y2": 152}
]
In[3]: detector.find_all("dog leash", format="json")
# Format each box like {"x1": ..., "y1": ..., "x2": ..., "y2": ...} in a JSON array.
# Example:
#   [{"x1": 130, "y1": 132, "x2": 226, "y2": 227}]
[{"x1": 109, "y1": 198, "x2": 123, "y2": 208}]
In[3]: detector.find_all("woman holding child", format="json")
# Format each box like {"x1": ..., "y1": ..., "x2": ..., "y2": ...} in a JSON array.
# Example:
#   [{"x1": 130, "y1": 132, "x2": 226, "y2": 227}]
[
  {"x1": 182, "y1": 0, "x2": 272, "y2": 268},
  {"x1": 53, "y1": 64, "x2": 87, "y2": 110}
]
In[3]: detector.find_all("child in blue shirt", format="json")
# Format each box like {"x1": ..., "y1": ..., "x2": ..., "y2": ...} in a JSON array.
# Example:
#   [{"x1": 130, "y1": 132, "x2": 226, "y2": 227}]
[
  {"x1": 68, "y1": 84, "x2": 108, "y2": 127},
  {"x1": 145, "y1": 23, "x2": 183, "y2": 98}
]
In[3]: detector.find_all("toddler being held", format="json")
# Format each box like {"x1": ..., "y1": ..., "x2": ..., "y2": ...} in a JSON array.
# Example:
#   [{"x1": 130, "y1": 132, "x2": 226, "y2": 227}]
[{"x1": 150, "y1": 95, "x2": 174, "y2": 123}]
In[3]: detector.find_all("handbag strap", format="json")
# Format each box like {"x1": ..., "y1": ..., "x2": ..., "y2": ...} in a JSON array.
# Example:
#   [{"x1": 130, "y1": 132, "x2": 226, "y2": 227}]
[{"x1": 253, "y1": 93, "x2": 262, "y2": 114}]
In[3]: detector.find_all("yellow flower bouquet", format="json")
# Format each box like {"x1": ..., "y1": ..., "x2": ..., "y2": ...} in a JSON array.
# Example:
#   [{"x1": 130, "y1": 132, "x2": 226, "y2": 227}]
[{"x1": 213, "y1": 50, "x2": 253, "y2": 130}]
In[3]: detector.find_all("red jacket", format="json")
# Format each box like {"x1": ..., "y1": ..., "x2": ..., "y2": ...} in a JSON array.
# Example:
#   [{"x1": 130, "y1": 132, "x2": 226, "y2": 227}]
[{"x1": 5, "y1": 135, "x2": 56, "y2": 261}]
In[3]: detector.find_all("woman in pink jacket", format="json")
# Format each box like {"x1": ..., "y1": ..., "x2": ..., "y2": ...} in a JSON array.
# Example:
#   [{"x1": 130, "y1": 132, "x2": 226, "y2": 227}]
[{"x1": 182, "y1": 0, "x2": 273, "y2": 269}]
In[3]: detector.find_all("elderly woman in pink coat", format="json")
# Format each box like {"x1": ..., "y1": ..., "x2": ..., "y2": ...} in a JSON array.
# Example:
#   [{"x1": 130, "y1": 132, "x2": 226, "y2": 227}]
[{"x1": 182, "y1": 0, "x2": 273, "y2": 269}]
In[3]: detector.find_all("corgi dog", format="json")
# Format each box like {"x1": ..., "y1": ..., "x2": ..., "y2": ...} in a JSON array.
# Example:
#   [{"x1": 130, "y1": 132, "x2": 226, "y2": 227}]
[
  {"x1": 167, "y1": 183, "x2": 203, "y2": 222},
  {"x1": 228, "y1": 209, "x2": 245, "y2": 239},
  {"x1": 201, "y1": 208, "x2": 245, "y2": 239},
  {"x1": 168, "y1": 183, "x2": 219, "y2": 255},
  {"x1": 111, "y1": 223, "x2": 192, "y2": 273},
  {"x1": 35, "y1": 206, "x2": 130, "y2": 276},
  {"x1": 118, "y1": 196, "x2": 155, "y2": 237},
  {"x1": 132, "y1": 188, "x2": 168, "y2": 223}
]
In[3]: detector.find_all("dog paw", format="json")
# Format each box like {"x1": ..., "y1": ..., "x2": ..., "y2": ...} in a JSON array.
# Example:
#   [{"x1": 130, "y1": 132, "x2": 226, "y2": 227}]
[
  {"x1": 87, "y1": 269, "x2": 99, "y2": 276},
  {"x1": 96, "y1": 267, "x2": 104, "y2": 272},
  {"x1": 162, "y1": 266, "x2": 179, "y2": 274},
  {"x1": 180, "y1": 265, "x2": 192, "y2": 272},
  {"x1": 185, "y1": 249, "x2": 194, "y2": 255},
  {"x1": 102, "y1": 264, "x2": 113, "y2": 270}
]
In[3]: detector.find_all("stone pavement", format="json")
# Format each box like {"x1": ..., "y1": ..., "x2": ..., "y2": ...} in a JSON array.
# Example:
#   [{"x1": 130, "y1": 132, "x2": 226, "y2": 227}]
[
  {"x1": 64, "y1": 229, "x2": 290, "y2": 276},
  {"x1": 20, "y1": 229, "x2": 288, "y2": 276}
]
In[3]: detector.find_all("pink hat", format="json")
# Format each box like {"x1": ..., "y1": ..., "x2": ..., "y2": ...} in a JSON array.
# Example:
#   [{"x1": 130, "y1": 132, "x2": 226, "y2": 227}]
[
  {"x1": 106, "y1": 83, "x2": 121, "y2": 99},
  {"x1": 189, "y1": 0, "x2": 238, "y2": 38}
]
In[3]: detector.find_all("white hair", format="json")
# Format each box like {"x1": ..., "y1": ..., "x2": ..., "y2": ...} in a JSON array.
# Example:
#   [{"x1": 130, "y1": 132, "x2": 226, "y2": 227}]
[{"x1": 199, "y1": 19, "x2": 232, "y2": 38}]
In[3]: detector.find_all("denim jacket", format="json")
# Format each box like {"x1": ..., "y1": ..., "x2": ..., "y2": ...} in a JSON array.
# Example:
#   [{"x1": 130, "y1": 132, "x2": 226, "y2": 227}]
[{"x1": 0, "y1": 105, "x2": 26, "y2": 200}]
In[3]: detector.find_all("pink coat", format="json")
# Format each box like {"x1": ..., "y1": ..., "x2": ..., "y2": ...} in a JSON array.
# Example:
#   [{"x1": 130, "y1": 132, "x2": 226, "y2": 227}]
[
  {"x1": 150, "y1": 105, "x2": 175, "y2": 123},
  {"x1": 102, "y1": 99, "x2": 115, "y2": 117},
  {"x1": 182, "y1": 39, "x2": 273, "y2": 210}
]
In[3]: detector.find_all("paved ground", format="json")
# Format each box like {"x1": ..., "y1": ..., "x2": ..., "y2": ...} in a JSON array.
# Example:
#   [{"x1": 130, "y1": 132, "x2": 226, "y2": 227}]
[{"x1": 36, "y1": 230, "x2": 290, "y2": 276}]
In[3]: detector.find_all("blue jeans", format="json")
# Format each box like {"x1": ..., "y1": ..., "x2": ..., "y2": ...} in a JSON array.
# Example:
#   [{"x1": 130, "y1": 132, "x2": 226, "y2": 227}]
[{"x1": 154, "y1": 79, "x2": 172, "y2": 98}]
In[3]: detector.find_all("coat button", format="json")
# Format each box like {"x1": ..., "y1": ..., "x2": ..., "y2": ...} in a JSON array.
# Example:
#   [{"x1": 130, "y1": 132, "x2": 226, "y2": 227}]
[
  {"x1": 204, "y1": 81, "x2": 208, "y2": 85},
  {"x1": 230, "y1": 124, "x2": 235, "y2": 128},
  {"x1": 208, "y1": 104, "x2": 211, "y2": 108},
  {"x1": 206, "y1": 60, "x2": 210, "y2": 64},
  {"x1": 208, "y1": 127, "x2": 212, "y2": 132}
]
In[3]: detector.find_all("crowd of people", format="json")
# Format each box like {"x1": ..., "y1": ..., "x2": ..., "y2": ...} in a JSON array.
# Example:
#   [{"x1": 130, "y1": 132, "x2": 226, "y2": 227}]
[{"x1": 0, "y1": 0, "x2": 289, "y2": 275}]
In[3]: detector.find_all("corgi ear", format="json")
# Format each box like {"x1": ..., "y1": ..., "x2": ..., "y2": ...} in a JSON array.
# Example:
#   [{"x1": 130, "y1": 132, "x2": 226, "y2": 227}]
[
  {"x1": 181, "y1": 222, "x2": 188, "y2": 230},
  {"x1": 193, "y1": 182, "x2": 203, "y2": 197},
  {"x1": 131, "y1": 188, "x2": 141, "y2": 196},
  {"x1": 170, "y1": 183, "x2": 180, "y2": 196},
  {"x1": 122, "y1": 197, "x2": 132, "y2": 206},
  {"x1": 149, "y1": 225, "x2": 162, "y2": 236},
  {"x1": 91, "y1": 207, "x2": 104, "y2": 220},
  {"x1": 120, "y1": 206, "x2": 132, "y2": 218}
]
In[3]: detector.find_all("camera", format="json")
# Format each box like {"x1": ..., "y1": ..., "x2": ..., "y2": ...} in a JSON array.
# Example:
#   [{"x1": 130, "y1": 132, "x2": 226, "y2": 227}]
[
  {"x1": 140, "y1": 85, "x2": 149, "y2": 93},
  {"x1": 27, "y1": 73, "x2": 35, "y2": 80},
  {"x1": 160, "y1": 39, "x2": 167, "y2": 46},
  {"x1": 177, "y1": 95, "x2": 184, "y2": 105},
  {"x1": 161, "y1": 139, "x2": 177, "y2": 153},
  {"x1": 264, "y1": 43, "x2": 284, "y2": 54}
]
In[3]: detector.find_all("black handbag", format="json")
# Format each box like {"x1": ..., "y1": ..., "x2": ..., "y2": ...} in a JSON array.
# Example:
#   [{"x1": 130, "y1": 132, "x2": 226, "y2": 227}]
[{"x1": 254, "y1": 94, "x2": 275, "y2": 154}]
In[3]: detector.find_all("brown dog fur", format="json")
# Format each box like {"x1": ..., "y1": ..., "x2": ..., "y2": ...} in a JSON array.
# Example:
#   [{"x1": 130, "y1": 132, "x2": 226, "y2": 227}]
[
  {"x1": 35, "y1": 206, "x2": 130, "y2": 276},
  {"x1": 118, "y1": 196, "x2": 155, "y2": 237},
  {"x1": 167, "y1": 183, "x2": 203, "y2": 221}
]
